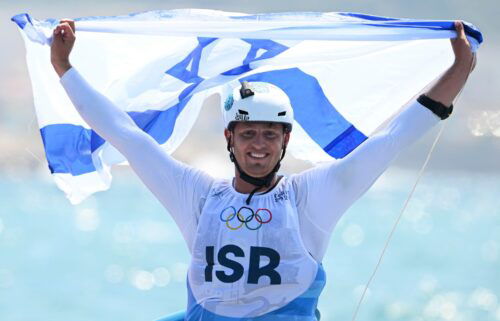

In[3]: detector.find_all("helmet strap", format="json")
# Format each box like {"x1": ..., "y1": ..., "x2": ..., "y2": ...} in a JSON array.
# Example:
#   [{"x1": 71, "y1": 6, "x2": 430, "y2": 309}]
[{"x1": 227, "y1": 133, "x2": 287, "y2": 205}]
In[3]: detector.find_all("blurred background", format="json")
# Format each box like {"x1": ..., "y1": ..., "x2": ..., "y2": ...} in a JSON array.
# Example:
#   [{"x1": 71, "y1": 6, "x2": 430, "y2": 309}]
[{"x1": 0, "y1": 1, "x2": 499, "y2": 321}]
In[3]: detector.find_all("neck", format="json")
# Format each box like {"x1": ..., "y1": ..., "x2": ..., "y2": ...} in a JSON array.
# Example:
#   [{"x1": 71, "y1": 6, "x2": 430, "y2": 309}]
[{"x1": 233, "y1": 170, "x2": 279, "y2": 194}]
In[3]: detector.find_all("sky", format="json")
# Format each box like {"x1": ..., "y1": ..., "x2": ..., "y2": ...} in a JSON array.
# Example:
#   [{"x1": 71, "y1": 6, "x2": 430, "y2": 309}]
[{"x1": 1, "y1": 0, "x2": 499, "y2": 174}]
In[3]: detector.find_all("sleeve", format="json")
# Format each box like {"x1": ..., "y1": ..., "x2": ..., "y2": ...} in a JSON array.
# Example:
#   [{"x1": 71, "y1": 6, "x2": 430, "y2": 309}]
[
  {"x1": 293, "y1": 99, "x2": 441, "y2": 261},
  {"x1": 60, "y1": 68, "x2": 214, "y2": 250}
]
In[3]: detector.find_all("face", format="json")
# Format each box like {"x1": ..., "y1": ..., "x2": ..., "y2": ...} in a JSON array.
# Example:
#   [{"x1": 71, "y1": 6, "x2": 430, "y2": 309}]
[{"x1": 225, "y1": 122, "x2": 290, "y2": 178}]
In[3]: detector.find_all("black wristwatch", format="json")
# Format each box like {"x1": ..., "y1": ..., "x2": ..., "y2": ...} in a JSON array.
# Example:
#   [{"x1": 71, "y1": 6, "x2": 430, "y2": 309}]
[{"x1": 417, "y1": 94, "x2": 453, "y2": 120}]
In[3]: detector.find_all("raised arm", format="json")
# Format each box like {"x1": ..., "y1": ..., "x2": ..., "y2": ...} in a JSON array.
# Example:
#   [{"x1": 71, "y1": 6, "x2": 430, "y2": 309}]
[
  {"x1": 294, "y1": 21, "x2": 476, "y2": 261},
  {"x1": 328, "y1": 20, "x2": 476, "y2": 214},
  {"x1": 425, "y1": 21, "x2": 476, "y2": 107},
  {"x1": 51, "y1": 20, "x2": 214, "y2": 250}
]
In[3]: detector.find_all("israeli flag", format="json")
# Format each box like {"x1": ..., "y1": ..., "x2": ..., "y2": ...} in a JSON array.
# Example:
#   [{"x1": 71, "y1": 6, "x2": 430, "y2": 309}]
[{"x1": 12, "y1": 9, "x2": 483, "y2": 204}]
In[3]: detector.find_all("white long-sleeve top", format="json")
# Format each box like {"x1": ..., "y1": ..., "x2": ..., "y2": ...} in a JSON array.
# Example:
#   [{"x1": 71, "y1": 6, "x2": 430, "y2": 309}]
[{"x1": 60, "y1": 67, "x2": 440, "y2": 262}]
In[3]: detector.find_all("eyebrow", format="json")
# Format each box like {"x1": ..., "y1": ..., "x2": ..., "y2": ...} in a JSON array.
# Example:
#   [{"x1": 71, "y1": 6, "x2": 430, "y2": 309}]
[
  {"x1": 239, "y1": 127, "x2": 281, "y2": 132},
  {"x1": 239, "y1": 122, "x2": 281, "y2": 129}
]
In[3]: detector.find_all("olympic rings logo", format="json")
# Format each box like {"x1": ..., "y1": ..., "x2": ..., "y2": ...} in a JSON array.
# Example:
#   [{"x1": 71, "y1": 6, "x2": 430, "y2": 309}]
[{"x1": 220, "y1": 206, "x2": 272, "y2": 231}]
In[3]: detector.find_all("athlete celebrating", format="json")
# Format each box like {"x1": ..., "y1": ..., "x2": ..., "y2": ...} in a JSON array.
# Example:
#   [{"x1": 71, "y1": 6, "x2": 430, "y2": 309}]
[{"x1": 51, "y1": 19, "x2": 475, "y2": 321}]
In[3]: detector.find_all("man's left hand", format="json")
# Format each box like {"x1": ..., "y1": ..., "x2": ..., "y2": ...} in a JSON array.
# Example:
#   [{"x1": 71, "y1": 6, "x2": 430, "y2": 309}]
[{"x1": 451, "y1": 21, "x2": 476, "y2": 72}]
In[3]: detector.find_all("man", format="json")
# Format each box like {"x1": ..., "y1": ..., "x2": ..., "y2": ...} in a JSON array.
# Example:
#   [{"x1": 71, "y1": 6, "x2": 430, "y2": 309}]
[{"x1": 51, "y1": 19, "x2": 475, "y2": 320}]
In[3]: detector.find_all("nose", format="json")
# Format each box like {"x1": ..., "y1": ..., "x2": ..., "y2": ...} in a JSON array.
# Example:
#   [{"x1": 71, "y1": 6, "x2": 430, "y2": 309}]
[{"x1": 250, "y1": 133, "x2": 265, "y2": 149}]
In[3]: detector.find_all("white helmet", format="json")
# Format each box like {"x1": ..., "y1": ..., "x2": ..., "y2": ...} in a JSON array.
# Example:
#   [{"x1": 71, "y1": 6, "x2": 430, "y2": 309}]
[{"x1": 222, "y1": 81, "x2": 294, "y2": 132}]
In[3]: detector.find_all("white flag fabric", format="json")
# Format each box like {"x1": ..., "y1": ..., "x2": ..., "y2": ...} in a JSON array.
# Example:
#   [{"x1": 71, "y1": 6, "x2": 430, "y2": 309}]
[{"x1": 12, "y1": 9, "x2": 483, "y2": 204}]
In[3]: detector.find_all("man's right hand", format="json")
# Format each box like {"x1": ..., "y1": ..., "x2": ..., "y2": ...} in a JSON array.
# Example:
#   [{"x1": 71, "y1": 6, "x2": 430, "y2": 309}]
[{"x1": 51, "y1": 19, "x2": 76, "y2": 78}]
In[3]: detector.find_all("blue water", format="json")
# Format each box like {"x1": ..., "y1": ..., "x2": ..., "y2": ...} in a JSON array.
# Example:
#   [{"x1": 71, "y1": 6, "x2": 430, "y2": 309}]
[{"x1": 0, "y1": 169, "x2": 499, "y2": 321}]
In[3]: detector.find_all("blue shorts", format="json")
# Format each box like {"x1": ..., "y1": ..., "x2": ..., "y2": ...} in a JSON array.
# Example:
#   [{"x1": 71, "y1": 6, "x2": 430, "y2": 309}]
[{"x1": 154, "y1": 309, "x2": 321, "y2": 321}]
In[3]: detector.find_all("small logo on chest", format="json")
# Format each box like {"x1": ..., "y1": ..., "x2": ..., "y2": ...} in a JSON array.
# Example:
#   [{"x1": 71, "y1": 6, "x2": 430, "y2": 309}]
[
  {"x1": 273, "y1": 190, "x2": 289, "y2": 203},
  {"x1": 220, "y1": 206, "x2": 272, "y2": 231},
  {"x1": 211, "y1": 190, "x2": 224, "y2": 199}
]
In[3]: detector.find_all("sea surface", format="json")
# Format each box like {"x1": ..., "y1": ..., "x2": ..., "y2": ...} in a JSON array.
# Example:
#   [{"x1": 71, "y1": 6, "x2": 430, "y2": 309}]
[{"x1": 0, "y1": 169, "x2": 499, "y2": 321}]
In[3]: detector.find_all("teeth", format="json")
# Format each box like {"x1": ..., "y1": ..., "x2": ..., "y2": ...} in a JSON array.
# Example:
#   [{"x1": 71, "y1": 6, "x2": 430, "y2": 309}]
[{"x1": 250, "y1": 153, "x2": 266, "y2": 158}]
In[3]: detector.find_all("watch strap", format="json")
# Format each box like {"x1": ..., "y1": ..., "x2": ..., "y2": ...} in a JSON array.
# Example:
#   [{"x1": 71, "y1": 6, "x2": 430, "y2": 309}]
[{"x1": 417, "y1": 94, "x2": 453, "y2": 120}]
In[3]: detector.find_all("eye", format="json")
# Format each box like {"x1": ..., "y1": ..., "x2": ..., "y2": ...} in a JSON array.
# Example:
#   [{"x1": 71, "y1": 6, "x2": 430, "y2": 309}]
[
  {"x1": 240, "y1": 130, "x2": 255, "y2": 138},
  {"x1": 264, "y1": 131, "x2": 278, "y2": 139}
]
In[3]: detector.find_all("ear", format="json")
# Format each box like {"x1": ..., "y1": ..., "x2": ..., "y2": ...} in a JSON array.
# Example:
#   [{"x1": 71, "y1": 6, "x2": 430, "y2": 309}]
[
  {"x1": 224, "y1": 128, "x2": 232, "y2": 145},
  {"x1": 283, "y1": 131, "x2": 291, "y2": 147}
]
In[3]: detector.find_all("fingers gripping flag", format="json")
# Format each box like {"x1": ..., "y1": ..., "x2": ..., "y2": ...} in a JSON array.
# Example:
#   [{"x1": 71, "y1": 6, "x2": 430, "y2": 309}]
[{"x1": 12, "y1": 9, "x2": 483, "y2": 204}]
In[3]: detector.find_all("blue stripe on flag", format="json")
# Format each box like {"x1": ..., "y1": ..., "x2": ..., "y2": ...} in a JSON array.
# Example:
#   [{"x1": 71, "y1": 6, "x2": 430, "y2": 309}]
[
  {"x1": 337, "y1": 12, "x2": 399, "y2": 21},
  {"x1": 11, "y1": 11, "x2": 484, "y2": 45},
  {"x1": 323, "y1": 125, "x2": 368, "y2": 158},
  {"x1": 221, "y1": 12, "x2": 483, "y2": 44},
  {"x1": 40, "y1": 124, "x2": 96, "y2": 175},
  {"x1": 41, "y1": 98, "x2": 191, "y2": 175},
  {"x1": 11, "y1": 13, "x2": 32, "y2": 29},
  {"x1": 240, "y1": 68, "x2": 367, "y2": 158},
  {"x1": 361, "y1": 19, "x2": 483, "y2": 44}
]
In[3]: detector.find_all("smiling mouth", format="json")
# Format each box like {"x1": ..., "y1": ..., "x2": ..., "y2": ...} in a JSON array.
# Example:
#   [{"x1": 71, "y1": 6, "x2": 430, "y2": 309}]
[{"x1": 247, "y1": 152, "x2": 268, "y2": 159}]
